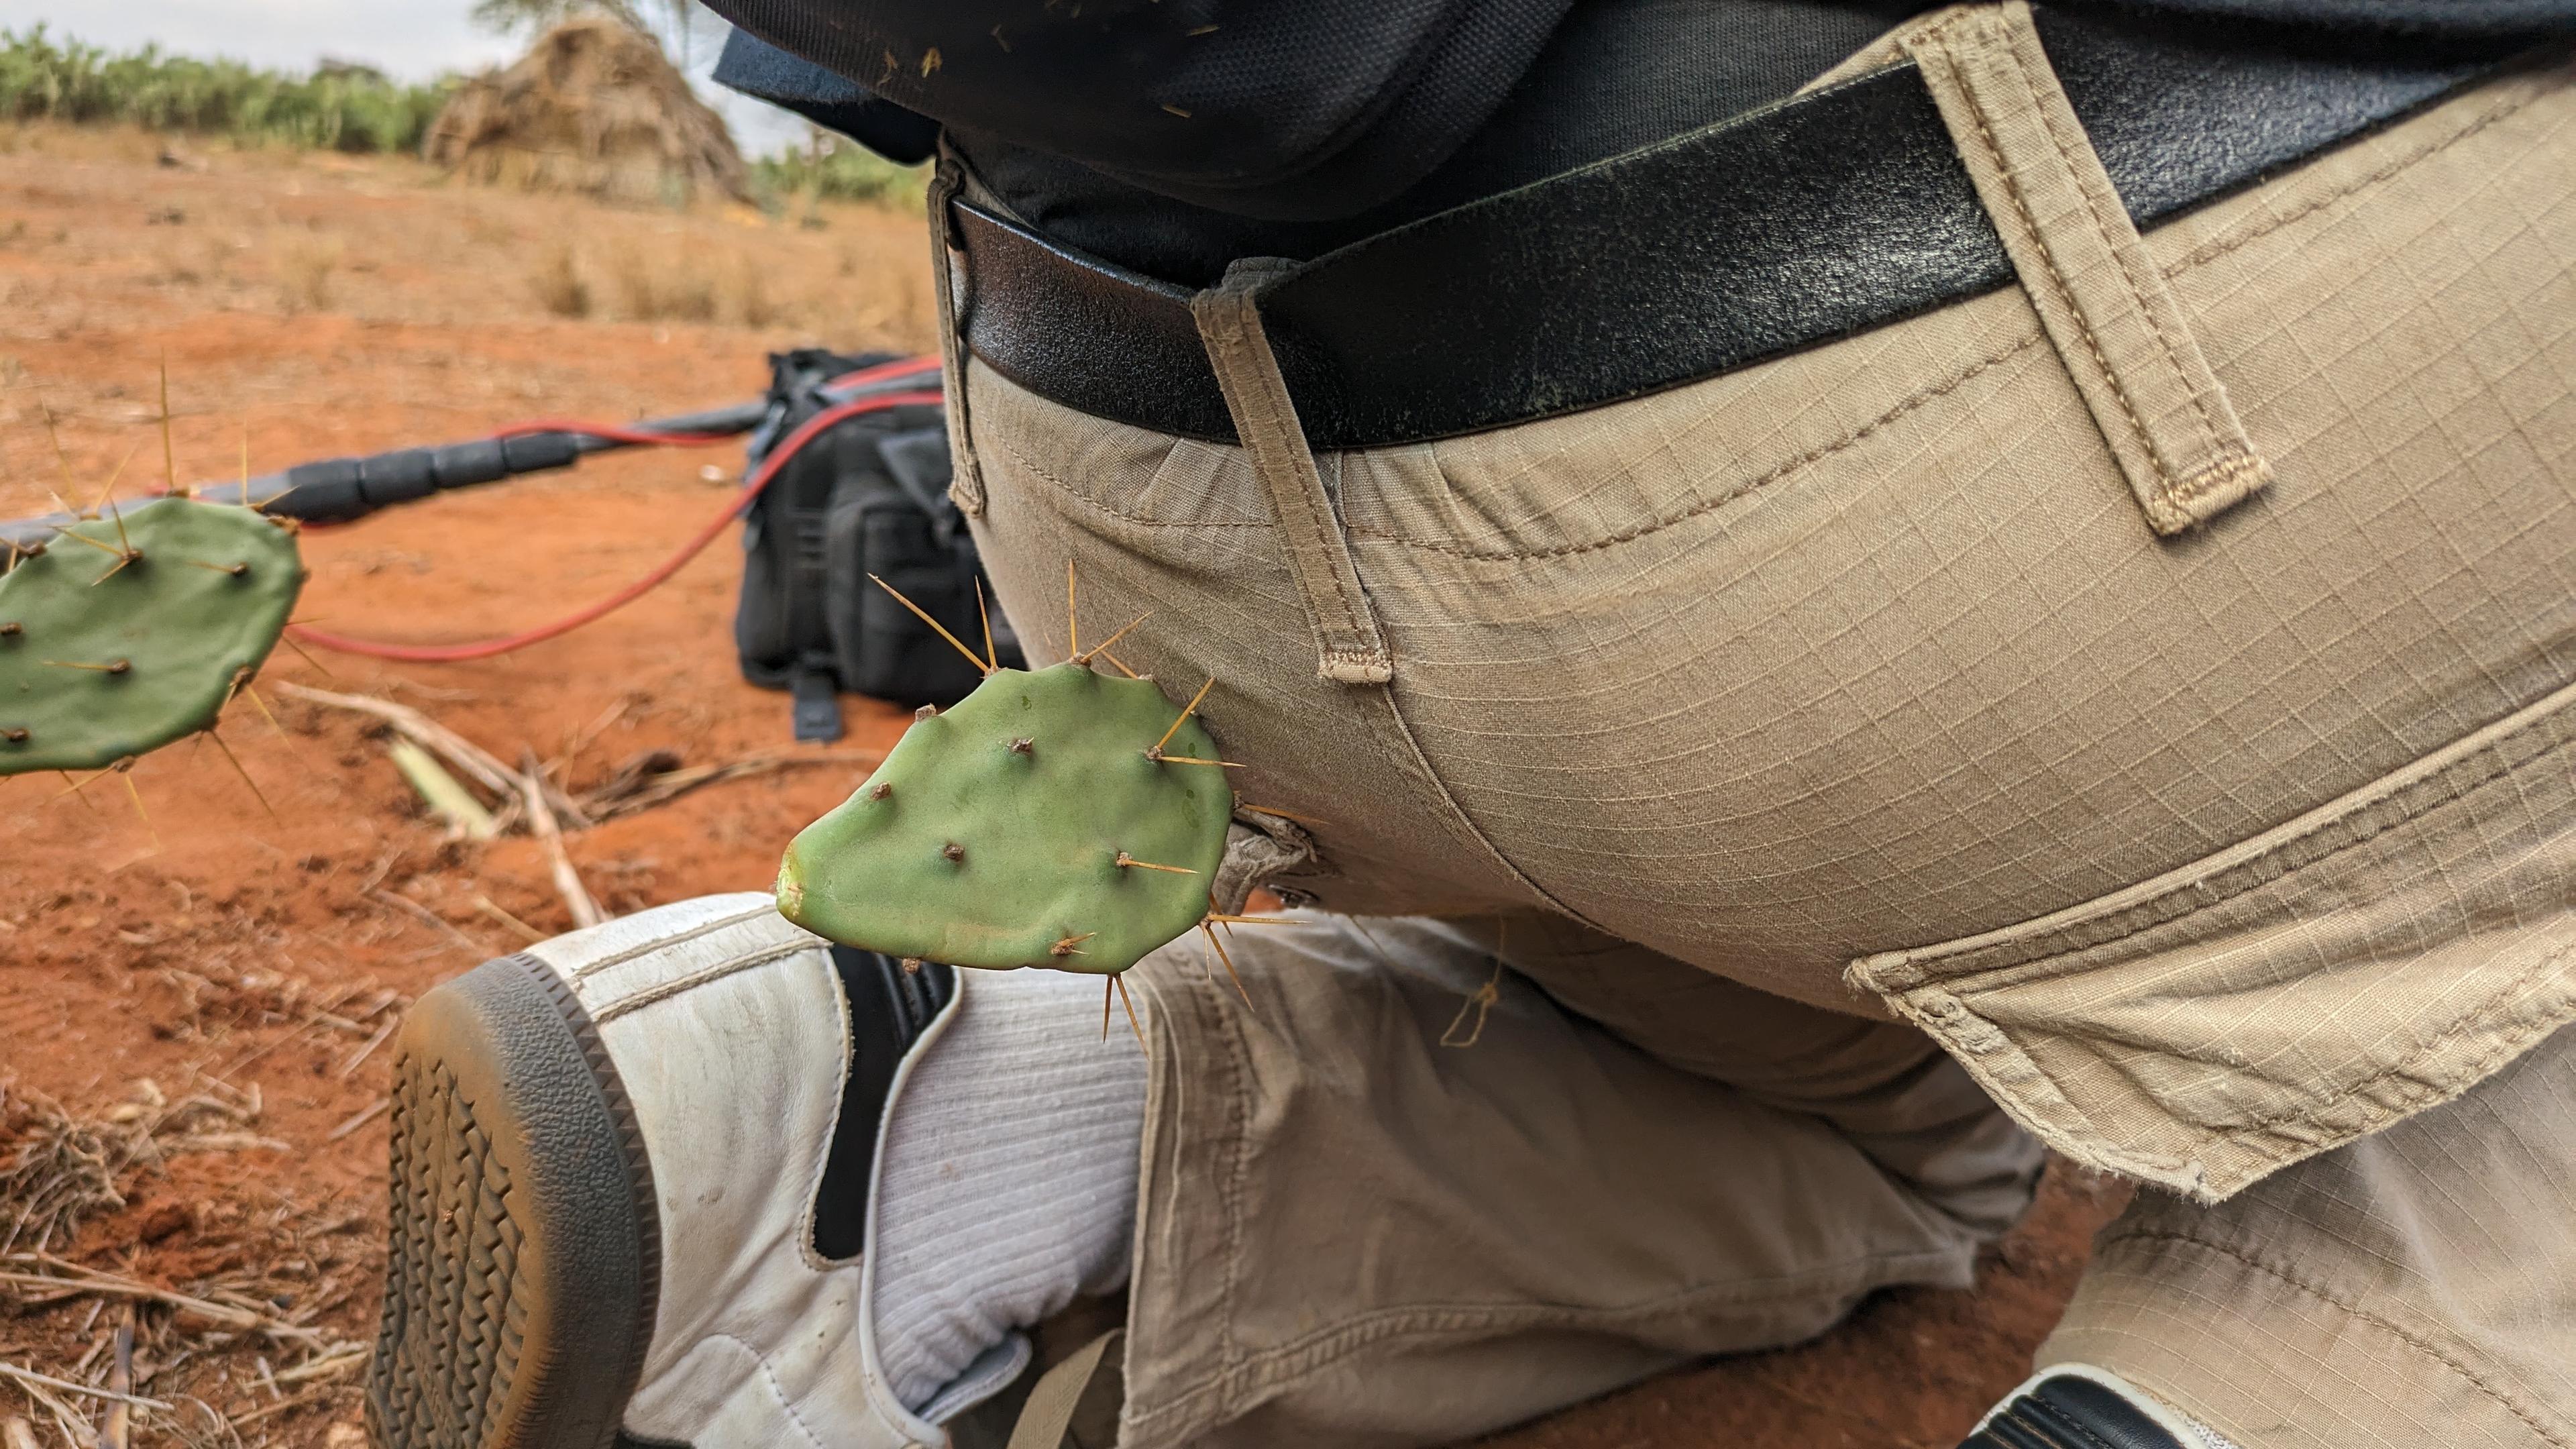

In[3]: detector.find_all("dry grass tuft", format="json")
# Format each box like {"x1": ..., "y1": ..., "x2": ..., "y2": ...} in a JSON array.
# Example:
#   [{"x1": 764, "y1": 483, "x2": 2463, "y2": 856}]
[
  {"x1": 0, "y1": 1089, "x2": 131, "y2": 1256},
  {"x1": 530, "y1": 241, "x2": 590, "y2": 318},
  {"x1": 607, "y1": 244, "x2": 716, "y2": 323},
  {"x1": 274, "y1": 233, "x2": 343, "y2": 314},
  {"x1": 0, "y1": 1079, "x2": 368, "y2": 1448},
  {"x1": 0, "y1": 1077, "x2": 289, "y2": 1257},
  {"x1": 733, "y1": 257, "x2": 781, "y2": 329}
]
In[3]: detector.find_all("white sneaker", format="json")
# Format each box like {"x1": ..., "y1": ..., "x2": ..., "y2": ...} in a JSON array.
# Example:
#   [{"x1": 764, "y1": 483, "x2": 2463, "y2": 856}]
[{"x1": 363, "y1": 894, "x2": 1017, "y2": 1448}]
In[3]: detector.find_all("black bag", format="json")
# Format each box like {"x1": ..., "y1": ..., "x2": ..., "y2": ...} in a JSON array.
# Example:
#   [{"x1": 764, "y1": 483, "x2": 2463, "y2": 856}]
[{"x1": 733, "y1": 349, "x2": 1022, "y2": 741}]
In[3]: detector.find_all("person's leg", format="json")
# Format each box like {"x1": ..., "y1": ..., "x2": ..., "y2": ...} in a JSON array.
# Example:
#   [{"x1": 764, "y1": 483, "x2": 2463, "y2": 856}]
[
  {"x1": 2037, "y1": 1022, "x2": 2576, "y2": 1449},
  {"x1": 1106, "y1": 912, "x2": 2021, "y2": 1449},
  {"x1": 866, "y1": 967, "x2": 1146, "y2": 1417},
  {"x1": 366, "y1": 896, "x2": 977, "y2": 1449},
  {"x1": 1472, "y1": 910, "x2": 2043, "y2": 1244},
  {"x1": 949, "y1": 34, "x2": 2576, "y2": 1446},
  {"x1": 366, "y1": 892, "x2": 2027, "y2": 1449}
]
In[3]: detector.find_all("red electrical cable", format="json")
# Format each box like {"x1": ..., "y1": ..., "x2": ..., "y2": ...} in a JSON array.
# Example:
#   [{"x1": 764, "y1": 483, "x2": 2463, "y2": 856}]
[
  {"x1": 287, "y1": 386, "x2": 945, "y2": 663},
  {"x1": 486, "y1": 356, "x2": 937, "y2": 447}
]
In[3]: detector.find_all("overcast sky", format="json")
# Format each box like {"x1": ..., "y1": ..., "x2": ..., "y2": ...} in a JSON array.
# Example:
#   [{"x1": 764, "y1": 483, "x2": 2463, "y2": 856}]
[{"x1": 0, "y1": 0, "x2": 810, "y2": 153}]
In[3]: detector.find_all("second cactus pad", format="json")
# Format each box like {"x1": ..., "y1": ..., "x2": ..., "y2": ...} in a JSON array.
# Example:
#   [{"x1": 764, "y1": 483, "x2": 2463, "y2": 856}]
[
  {"x1": 776, "y1": 662, "x2": 1233, "y2": 974},
  {"x1": 0, "y1": 498, "x2": 303, "y2": 775}
]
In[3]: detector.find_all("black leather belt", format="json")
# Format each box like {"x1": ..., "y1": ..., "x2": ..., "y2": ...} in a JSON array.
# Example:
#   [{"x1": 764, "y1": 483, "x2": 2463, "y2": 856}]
[{"x1": 953, "y1": 7, "x2": 2504, "y2": 449}]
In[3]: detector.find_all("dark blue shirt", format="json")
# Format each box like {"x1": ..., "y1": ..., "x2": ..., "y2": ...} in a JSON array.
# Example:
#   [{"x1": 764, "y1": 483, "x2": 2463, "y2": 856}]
[{"x1": 712, "y1": 0, "x2": 2575, "y2": 282}]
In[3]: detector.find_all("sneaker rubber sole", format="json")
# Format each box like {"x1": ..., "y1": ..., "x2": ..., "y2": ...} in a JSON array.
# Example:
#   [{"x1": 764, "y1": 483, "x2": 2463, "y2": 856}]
[{"x1": 365, "y1": 952, "x2": 661, "y2": 1449}]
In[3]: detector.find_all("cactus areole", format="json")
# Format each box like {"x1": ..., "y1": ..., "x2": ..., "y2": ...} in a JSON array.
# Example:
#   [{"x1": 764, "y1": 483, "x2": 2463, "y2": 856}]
[
  {"x1": 776, "y1": 663, "x2": 1234, "y2": 974},
  {"x1": 0, "y1": 498, "x2": 304, "y2": 775}
]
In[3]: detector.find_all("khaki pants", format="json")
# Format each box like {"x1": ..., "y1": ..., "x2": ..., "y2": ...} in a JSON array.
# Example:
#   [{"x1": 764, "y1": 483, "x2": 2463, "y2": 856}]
[{"x1": 942, "y1": 21, "x2": 2576, "y2": 1448}]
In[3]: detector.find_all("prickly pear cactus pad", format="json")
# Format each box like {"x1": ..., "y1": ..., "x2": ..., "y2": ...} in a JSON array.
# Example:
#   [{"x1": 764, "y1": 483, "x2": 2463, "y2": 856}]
[
  {"x1": 776, "y1": 662, "x2": 1234, "y2": 974},
  {"x1": 0, "y1": 498, "x2": 303, "y2": 775}
]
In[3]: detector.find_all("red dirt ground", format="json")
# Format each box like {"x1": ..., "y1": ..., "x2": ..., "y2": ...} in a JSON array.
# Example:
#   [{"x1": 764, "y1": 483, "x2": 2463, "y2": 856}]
[{"x1": 0, "y1": 125, "x2": 2125, "y2": 1448}]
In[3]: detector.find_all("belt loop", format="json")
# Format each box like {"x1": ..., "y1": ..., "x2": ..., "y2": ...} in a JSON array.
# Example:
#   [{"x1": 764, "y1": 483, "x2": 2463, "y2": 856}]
[
  {"x1": 1905, "y1": 1, "x2": 2273, "y2": 535},
  {"x1": 927, "y1": 152, "x2": 986, "y2": 519},
  {"x1": 1191, "y1": 260, "x2": 1395, "y2": 685}
]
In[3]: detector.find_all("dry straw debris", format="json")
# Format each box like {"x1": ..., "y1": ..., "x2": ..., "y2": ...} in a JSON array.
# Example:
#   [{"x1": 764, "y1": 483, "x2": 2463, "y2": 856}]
[
  {"x1": 0, "y1": 1091, "x2": 131, "y2": 1258},
  {"x1": 0, "y1": 1079, "x2": 284, "y2": 1256},
  {"x1": 424, "y1": 16, "x2": 750, "y2": 207},
  {"x1": 1, "y1": 1081, "x2": 372, "y2": 1446}
]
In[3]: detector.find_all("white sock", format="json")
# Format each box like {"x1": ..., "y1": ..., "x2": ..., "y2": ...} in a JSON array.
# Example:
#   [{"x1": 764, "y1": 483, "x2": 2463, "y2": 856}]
[{"x1": 869, "y1": 968, "x2": 1148, "y2": 1413}]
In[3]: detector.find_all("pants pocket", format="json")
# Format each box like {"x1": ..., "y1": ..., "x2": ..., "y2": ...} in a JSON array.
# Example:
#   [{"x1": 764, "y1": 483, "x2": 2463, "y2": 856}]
[{"x1": 1848, "y1": 676, "x2": 2576, "y2": 1202}]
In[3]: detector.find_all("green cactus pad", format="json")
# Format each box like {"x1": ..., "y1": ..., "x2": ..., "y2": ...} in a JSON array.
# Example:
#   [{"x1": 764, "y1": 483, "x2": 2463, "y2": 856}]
[
  {"x1": 776, "y1": 663, "x2": 1234, "y2": 974},
  {"x1": 0, "y1": 498, "x2": 304, "y2": 775}
]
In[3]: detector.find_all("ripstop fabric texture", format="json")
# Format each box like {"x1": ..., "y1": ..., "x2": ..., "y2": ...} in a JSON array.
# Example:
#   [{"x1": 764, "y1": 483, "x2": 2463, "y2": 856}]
[{"x1": 943, "y1": 39, "x2": 2576, "y2": 1444}]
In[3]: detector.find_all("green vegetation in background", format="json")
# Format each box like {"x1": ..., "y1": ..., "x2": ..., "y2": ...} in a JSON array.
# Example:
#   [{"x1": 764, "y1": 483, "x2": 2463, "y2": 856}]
[
  {"x1": 752, "y1": 138, "x2": 928, "y2": 213},
  {"x1": 0, "y1": 24, "x2": 929, "y2": 212},
  {"x1": 0, "y1": 26, "x2": 451, "y2": 152}
]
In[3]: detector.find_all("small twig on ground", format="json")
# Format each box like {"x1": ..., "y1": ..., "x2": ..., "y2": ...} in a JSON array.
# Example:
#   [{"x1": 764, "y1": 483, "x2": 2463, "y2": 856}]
[
  {"x1": 1, "y1": 1413, "x2": 39, "y2": 1449},
  {"x1": 519, "y1": 752, "x2": 602, "y2": 929},
  {"x1": 2, "y1": 1362, "x2": 85, "y2": 1446},
  {"x1": 386, "y1": 741, "x2": 498, "y2": 841},
  {"x1": 546, "y1": 696, "x2": 639, "y2": 786},
  {"x1": 577, "y1": 748, "x2": 881, "y2": 822},
  {"x1": 222, "y1": 1378, "x2": 343, "y2": 1430},
  {"x1": 270, "y1": 1346, "x2": 366, "y2": 1386},
  {"x1": 323, "y1": 1099, "x2": 388, "y2": 1144},
  {"x1": 99, "y1": 1311, "x2": 133, "y2": 1449},
  {"x1": 274, "y1": 684, "x2": 588, "y2": 826},
  {"x1": 364, "y1": 890, "x2": 487, "y2": 960},
  {"x1": 0, "y1": 1360, "x2": 168, "y2": 1412},
  {"x1": 472, "y1": 896, "x2": 547, "y2": 945},
  {"x1": 153, "y1": 1132, "x2": 289, "y2": 1155},
  {"x1": 0, "y1": 1260, "x2": 327, "y2": 1346},
  {"x1": 335, "y1": 1018, "x2": 398, "y2": 1080},
  {"x1": 270, "y1": 684, "x2": 513, "y2": 798}
]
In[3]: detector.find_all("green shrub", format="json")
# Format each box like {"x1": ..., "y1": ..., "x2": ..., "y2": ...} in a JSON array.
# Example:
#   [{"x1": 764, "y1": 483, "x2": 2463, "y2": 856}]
[
  {"x1": 751, "y1": 138, "x2": 927, "y2": 212},
  {"x1": 0, "y1": 26, "x2": 452, "y2": 153}
]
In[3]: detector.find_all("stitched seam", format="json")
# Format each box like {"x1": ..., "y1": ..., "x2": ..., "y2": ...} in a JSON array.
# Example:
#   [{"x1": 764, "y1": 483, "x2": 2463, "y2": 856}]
[
  {"x1": 1358, "y1": 678, "x2": 1616, "y2": 931},
  {"x1": 1201, "y1": 946, "x2": 1254, "y2": 1402},
  {"x1": 2092, "y1": 1232, "x2": 2576, "y2": 1448},
  {"x1": 2003, "y1": 16, "x2": 2233, "y2": 469},
  {"x1": 591, "y1": 941, "x2": 814, "y2": 1023},
  {"x1": 2161, "y1": 451, "x2": 2266, "y2": 509},
  {"x1": 990, "y1": 429, "x2": 1265, "y2": 530},
  {"x1": 702, "y1": 1334, "x2": 835, "y2": 1449},
  {"x1": 1875, "y1": 684, "x2": 2576, "y2": 981},
  {"x1": 985, "y1": 72, "x2": 2542, "y2": 564},
  {"x1": 1929, "y1": 32, "x2": 2175, "y2": 494},
  {"x1": 565, "y1": 902, "x2": 780, "y2": 981},
  {"x1": 1346, "y1": 333, "x2": 2047, "y2": 560},
  {"x1": 1943, "y1": 936, "x2": 2575, "y2": 1173},
  {"x1": 930, "y1": 163, "x2": 983, "y2": 513},
  {"x1": 1342, "y1": 70, "x2": 2535, "y2": 564},
  {"x1": 1212, "y1": 294, "x2": 1389, "y2": 660}
]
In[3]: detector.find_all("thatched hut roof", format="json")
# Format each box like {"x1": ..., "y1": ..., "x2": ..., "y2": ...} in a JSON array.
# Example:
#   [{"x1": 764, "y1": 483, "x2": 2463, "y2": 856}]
[{"x1": 425, "y1": 16, "x2": 750, "y2": 206}]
